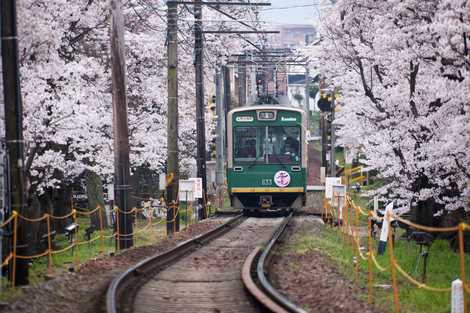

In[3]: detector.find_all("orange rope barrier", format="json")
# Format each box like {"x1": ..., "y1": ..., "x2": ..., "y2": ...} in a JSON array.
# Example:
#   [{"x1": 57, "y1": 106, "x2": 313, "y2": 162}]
[
  {"x1": 0, "y1": 197, "x2": 212, "y2": 292},
  {"x1": 1, "y1": 253, "x2": 13, "y2": 268},
  {"x1": 393, "y1": 261, "x2": 451, "y2": 292},
  {"x1": 15, "y1": 213, "x2": 47, "y2": 222},
  {"x1": 344, "y1": 192, "x2": 469, "y2": 311},
  {"x1": 16, "y1": 250, "x2": 50, "y2": 259},
  {"x1": 75, "y1": 207, "x2": 100, "y2": 216},
  {"x1": 75, "y1": 235, "x2": 101, "y2": 246},
  {"x1": 114, "y1": 206, "x2": 140, "y2": 214},
  {"x1": 394, "y1": 215, "x2": 461, "y2": 233},
  {"x1": 0, "y1": 214, "x2": 15, "y2": 228},
  {"x1": 50, "y1": 211, "x2": 74, "y2": 220},
  {"x1": 51, "y1": 243, "x2": 76, "y2": 255}
]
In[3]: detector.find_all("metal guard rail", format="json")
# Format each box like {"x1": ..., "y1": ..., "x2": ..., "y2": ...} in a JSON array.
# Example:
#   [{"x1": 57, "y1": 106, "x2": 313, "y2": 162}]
[
  {"x1": 255, "y1": 213, "x2": 307, "y2": 313},
  {"x1": 106, "y1": 214, "x2": 245, "y2": 313}
]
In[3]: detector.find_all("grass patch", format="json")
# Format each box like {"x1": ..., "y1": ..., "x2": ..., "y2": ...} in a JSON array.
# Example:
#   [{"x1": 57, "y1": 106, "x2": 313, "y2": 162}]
[
  {"x1": 292, "y1": 224, "x2": 470, "y2": 313},
  {"x1": 0, "y1": 214, "x2": 185, "y2": 300}
]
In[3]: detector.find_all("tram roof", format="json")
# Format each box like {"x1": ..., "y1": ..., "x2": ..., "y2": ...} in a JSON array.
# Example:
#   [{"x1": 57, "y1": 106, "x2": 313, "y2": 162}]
[{"x1": 228, "y1": 105, "x2": 305, "y2": 115}]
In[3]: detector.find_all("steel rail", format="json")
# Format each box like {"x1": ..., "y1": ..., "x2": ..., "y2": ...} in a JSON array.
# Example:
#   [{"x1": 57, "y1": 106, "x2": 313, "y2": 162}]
[
  {"x1": 106, "y1": 214, "x2": 245, "y2": 313},
  {"x1": 242, "y1": 213, "x2": 307, "y2": 313}
]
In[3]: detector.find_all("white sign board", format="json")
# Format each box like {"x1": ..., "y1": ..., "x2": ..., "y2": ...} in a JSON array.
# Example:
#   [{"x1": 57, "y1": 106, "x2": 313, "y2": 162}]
[
  {"x1": 189, "y1": 177, "x2": 203, "y2": 199},
  {"x1": 332, "y1": 184, "x2": 346, "y2": 220},
  {"x1": 107, "y1": 184, "x2": 114, "y2": 201},
  {"x1": 179, "y1": 180, "x2": 195, "y2": 202},
  {"x1": 159, "y1": 174, "x2": 166, "y2": 191},
  {"x1": 379, "y1": 202, "x2": 394, "y2": 242},
  {"x1": 325, "y1": 177, "x2": 342, "y2": 199},
  {"x1": 320, "y1": 167, "x2": 326, "y2": 183}
]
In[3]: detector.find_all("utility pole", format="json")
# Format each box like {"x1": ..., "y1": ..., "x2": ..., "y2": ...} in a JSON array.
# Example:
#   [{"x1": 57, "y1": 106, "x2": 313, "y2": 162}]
[
  {"x1": 330, "y1": 91, "x2": 336, "y2": 177},
  {"x1": 194, "y1": 0, "x2": 207, "y2": 219},
  {"x1": 1, "y1": 0, "x2": 29, "y2": 285},
  {"x1": 215, "y1": 63, "x2": 225, "y2": 210},
  {"x1": 238, "y1": 55, "x2": 246, "y2": 107},
  {"x1": 250, "y1": 54, "x2": 256, "y2": 100},
  {"x1": 110, "y1": 0, "x2": 133, "y2": 249},
  {"x1": 167, "y1": 1, "x2": 180, "y2": 235},
  {"x1": 320, "y1": 112, "x2": 328, "y2": 179},
  {"x1": 304, "y1": 66, "x2": 310, "y2": 132},
  {"x1": 222, "y1": 64, "x2": 231, "y2": 156}
]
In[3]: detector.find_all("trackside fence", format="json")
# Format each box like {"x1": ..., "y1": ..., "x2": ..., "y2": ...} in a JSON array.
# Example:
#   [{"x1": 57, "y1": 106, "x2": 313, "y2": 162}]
[
  {"x1": 323, "y1": 194, "x2": 470, "y2": 313},
  {"x1": 0, "y1": 201, "x2": 215, "y2": 288}
]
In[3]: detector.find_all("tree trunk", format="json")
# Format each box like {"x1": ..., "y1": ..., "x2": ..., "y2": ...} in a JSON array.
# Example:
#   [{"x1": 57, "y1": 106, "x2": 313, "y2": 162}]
[
  {"x1": 442, "y1": 209, "x2": 470, "y2": 253},
  {"x1": 412, "y1": 199, "x2": 435, "y2": 227},
  {"x1": 52, "y1": 185, "x2": 72, "y2": 234},
  {"x1": 411, "y1": 175, "x2": 436, "y2": 226},
  {"x1": 27, "y1": 194, "x2": 43, "y2": 256},
  {"x1": 85, "y1": 170, "x2": 108, "y2": 229}
]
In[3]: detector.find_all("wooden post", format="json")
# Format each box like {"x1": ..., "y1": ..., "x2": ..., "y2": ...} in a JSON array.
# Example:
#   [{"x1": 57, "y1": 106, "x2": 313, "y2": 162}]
[
  {"x1": 115, "y1": 207, "x2": 120, "y2": 250},
  {"x1": 387, "y1": 212, "x2": 400, "y2": 313},
  {"x1": 367, "y1": 212, "x2": 374, "y2": 304},
  {"x1": 354, "y1": 205, "x2": 360, "y2": 284},
  {"x1": 98, "y1": 206, "x2": 104, "y2": 254},
  {"x1": 46, "y1": 214, "x2": 53, "y2": 272},
  {"x1": 72, "y1": 210, "x2": 80, "y2": 268},
  {"x1": 11, "y1": 211, "x2": 17, "y2": 286},
  {"x1": 458, "y1": 224, "x2": 467, "y2": 313}
]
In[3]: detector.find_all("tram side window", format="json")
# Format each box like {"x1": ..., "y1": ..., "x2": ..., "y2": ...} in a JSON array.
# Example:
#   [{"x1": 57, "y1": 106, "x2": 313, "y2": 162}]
[{"x1": 234, "y1": 127, "x2": 262, "y2": 163}]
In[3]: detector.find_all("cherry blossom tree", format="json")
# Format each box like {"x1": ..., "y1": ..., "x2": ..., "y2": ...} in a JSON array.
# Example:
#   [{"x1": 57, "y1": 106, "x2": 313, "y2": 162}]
[
  {"x1": 15, "y1": 0, "x2": 261, "y2": 202},
  {"x1": 312, "y1": 0, "x2": 470, "y2": 224}
]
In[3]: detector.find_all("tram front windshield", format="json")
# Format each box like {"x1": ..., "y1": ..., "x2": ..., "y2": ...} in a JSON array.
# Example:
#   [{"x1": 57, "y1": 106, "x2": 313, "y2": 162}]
[{"x1": 234, "y1": 126, "x2": 300, "y2": 165}]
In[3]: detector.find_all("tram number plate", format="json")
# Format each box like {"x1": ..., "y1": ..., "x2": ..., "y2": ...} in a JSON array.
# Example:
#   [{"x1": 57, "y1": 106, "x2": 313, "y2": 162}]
[{"x1": 261, "y1": 179, "x2": 272, "y2": 186}]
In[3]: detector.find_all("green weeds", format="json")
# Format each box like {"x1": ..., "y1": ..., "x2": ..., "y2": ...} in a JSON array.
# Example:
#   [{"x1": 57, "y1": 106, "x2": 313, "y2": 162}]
[{"x1": 287, "y1": 224, "x2": 469, "y2": 313}]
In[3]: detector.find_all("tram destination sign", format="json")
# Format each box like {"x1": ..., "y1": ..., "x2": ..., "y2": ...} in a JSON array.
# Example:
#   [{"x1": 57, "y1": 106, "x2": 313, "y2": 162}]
[
  {"x1": 236, "y1": 116, "x2": 254, "y2": 122},
  {"x1": 281, "y1": 116, "x2": 297, "y2": 122}
]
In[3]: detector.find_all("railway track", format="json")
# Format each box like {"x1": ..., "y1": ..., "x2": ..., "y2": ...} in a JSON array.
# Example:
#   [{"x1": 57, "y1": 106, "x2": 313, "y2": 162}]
[
  {"x1": 242, "y1": 214, "x2": 307, "y2": 313},
  {"x1": 107, "y1": 214, "x2": 302, "y2": 313}
]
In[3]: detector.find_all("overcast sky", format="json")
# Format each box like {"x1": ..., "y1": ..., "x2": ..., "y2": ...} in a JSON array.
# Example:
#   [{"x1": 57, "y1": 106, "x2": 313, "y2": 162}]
[{"x1": 259, "y1": 0, "x2": 319, "y2": 25}]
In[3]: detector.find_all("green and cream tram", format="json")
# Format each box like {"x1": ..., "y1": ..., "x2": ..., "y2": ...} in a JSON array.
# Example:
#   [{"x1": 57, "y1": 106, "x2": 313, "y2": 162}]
[{"x1": 227, "y1": 105, "x2": 308, "y2": 214}]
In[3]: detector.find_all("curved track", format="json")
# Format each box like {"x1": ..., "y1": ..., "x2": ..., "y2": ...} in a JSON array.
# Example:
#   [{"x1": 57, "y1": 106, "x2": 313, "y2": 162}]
[
  {"x1": 107, "y1": 215, "x2": 291, "y2": 313},
  {"x1": 242, "y1": 213, "x2": 306, "y2": 313}
]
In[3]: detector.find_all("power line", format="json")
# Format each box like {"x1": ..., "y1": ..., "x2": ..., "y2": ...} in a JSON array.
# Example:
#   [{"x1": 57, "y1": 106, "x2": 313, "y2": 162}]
[{"x1": 262, "y1": 4, "x2": 319, "y2": 11}]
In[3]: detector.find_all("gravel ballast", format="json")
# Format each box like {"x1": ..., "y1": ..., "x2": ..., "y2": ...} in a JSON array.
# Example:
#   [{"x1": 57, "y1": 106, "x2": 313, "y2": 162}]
[
  {"x1": 1, "y1": 218, "x2": 227, "y2": 313},
  {"x1": 269, "y1": 217, "x2": 384, "y2": 313}
]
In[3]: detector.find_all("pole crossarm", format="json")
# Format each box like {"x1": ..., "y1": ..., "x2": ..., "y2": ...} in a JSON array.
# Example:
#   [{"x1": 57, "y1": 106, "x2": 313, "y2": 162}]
[
  {"x1": 203, "y1": 30, "x2": 279, "y2": 34},
  {"x1": 166, "y1": 1, "x2": 271, "y2": 6},
  {"x1": 226, "y1": 62, "x2": 308, "y2": 66}
]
